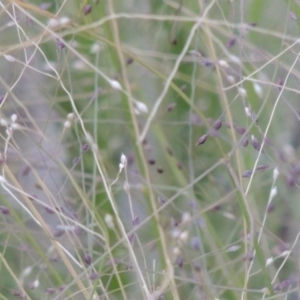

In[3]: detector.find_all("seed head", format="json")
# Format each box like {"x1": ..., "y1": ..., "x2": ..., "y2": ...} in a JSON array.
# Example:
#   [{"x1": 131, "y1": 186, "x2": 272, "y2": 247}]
[
  {"x1": 227, "y1": 245, "x2": 240, "y2": 252},
  {"x1": 273, "y1": 168, "x2": 279, "y2": 180},
  {"x1": 157, "y1": 168, "x2": 163, "y2": 174},
  {"x1": 201, "y1": 58, "x2": 213, "y2": 67},
  {"x1": 177, "y1": 162, "x2": 183, "y2": 170},
  {"x1": 171, "y1": 38, "x2": 178, "y2": 45},
  {"x1": 84, "y1": 252, "x2": 92, "y2": 265},
  {"x1": 274, "y1": 279, "x2": 293, "y2": 291},
  {"x1": 253, "y1": 83, "x2": 263, "y2": 98},
  {"x1": 270, "y1": 186, "x2": 277, "y2": 200},
  {"x1": 44, "y1": 206, "x2": 55, "y2": 214},
  {"x1": 235, "y1": 126, "x2": 246, "y2": 135},
  {"x1": 267, "y1": 203, "x2": 275, "y2": 213},
  {"x1": 177, "y1": 255, "x2": 183, "y2": 268},
  {"x1": 179, "y1": 231, "x2": 188, "y2": 243},
  {"x1": 135, "y1": 101, "x2": 148, "y2": 114},
  {"x1": 0, "y1": 206, "x2": 10, "y2": 215},
  {"x1": 238, "y1": 87, "x2": 247, "y2": 97},
  {"x1": 229, "y1": 55, "x2": 242, "y2": 65},
  {"x1": 0, "y1": 118, "x2": 7, "y2": 130},
  {"x1": 251, "y1": 111, "x2": 258, "y2": 123},
  {"x1": 242, "y1": 170, "x2": 252, "y2": 178},
  {"x1": 28, "y1": 279, "x2": 39, "y2": 290},
  {"x1": 83, "y1": 4, "x2": 92, "y2": 15},
  {"x1": 53, "y1": 227, "x2": 65, "y2": 238},
  {"x1": 120, "y1": 153, "x2": 127, "y2": 167},
  {"x1": 251, "y1": 135, "x2": 262, "y2": 152},
  {"x1": 245, "y1": 107, "x2": 251, "y2": 117},
  {"x1": 109, "y1": 79, "x2": 122, "y2": 90},
  {"x1": 172, "y1": 247, "x2": 180, "y2": 256},
  {"x1": 11, "y1": 114, "x2": 17, "y2": 123},
  {"x1": 190, "y1": 237, "x2": 201, "y2": 251},
  {"x1": 180, "y1": 84, "x2": 187, "y2": 91},
  {"x1": 166, "y1": 146, "x2": 173, "y2": 156},
  {"x1": 158, "y1": 197, "x2": 166, "y2": 205},
  {"x1": 58, "y1": 286, "x2": 65, "y2": 292},
  {"x1": 104, "y1": 214, "x2": 114, "y2": 229},
  {"x1": 167, "y1": 103, "x2": 176, "y2": 112},
  {"x1": 189, "y1": 50, "x2": 201, "y2": 58},
  {"x1": 171, "y1": 228, "x2": 180, "y2": 239},
  {"x1": 128, "y1": 233, "x2": 135, "y2": 244},
  {"x1": 242, "y1": 139, "x2": 249, "y2": 147},
  {"x1": 4, "y1": 54, "x2": 16, "y2": 62},
  {"x1": 256, "y1": 165, "x2": 269, "y2": 171},
  {"x1": 213, "y1": 119, "x2": 222, "y2": 130},
  {"x1": 56, "y1": 38, "x2": 65, "y2": 49},
  {"x1": 12, "y1": 291, "x2": 26, "y2": 298},
  {"x1": 227, "y1": 75, "x2": 235, "y2": 84},
  {"x1": 218, "y1": 60, "x2": 229, "y2": 68},
  {"x1": 148, "y1": 159, "x2": 155, "y2": 165},
  {"x1": 227, "y1": 37, "x2": 236, "y2": 48},
  {"x1": 212, "y1": 204, "x2": 222, "y2": 211},
  {"x1": 46, "y1": 287, "x2": 56, "y2": 295},
  {"x1": 181, "y1": 212, "x2": 191, "y2": 223},
  {"x1": 67, "y1": 113, "x2": 75, "y2": 122},
  {"x1": 126, "y1": 57, "x2": 134, "y2": 65},
  {"x1": 82, "y1": 144, "x2": 89, "y2": 152},
  {"x1": 89, "y1": 272, "x2": 100, "y2": 280},
  {"x1": 196, "y1": 134, "x2": 208, "y2": 146},
  {"x1": 132, "y1": 216, "x2": 140, "y2": 226},
  {"x1": 277, "y1": 77, "x2": 284, "y2": 90},
  {"x1": 72, "y1": 157, "x2": 79, "y2": 165},
  {"x1": 67, "y1": 113, "x2": 74, "y2": 121},
  {"x1": 64, "y1": 120, "x2": 71, "y2": 129},
  {"x1": 90, "y1": 43, "x2": 101, "y2": 53}
]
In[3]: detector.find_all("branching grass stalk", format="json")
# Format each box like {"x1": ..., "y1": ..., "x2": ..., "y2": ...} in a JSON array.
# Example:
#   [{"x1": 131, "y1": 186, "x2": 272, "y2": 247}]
[
  {"x1": 224, "y1": 38, "x2": 300, "y2": 92},
  {"x1": 139, "y1": 0, "x2": 216, "y2": 143},
  {"x1": 105, "y1": 1, "x2": 176, "y2": 297},
  {"x1": 242, "y1": 44, "x2": 300, "y2": 300},
  {"x1": 64, "y1": 158, "x2": 224, "y2": 298},
  {"x1": 89, "y1": 144, "x2": 147, "y2": 299},
  {"x1": 187, "y1": 24, "x2": 216, "y2": 297},
  {"x1": 1, "y1": 167, "x2": 92, "y2": 291},
  {"x1": 84, "y1": 47, "x2": 101, "y2": 292},
  {"x1": 0, "y1": 251, "x2": 30, "y2": 299},
  {"x1": 200, "y1": 7, "x2": 256, "y2": 296},
  {"x1": 271, "y1": 230, "x2": 300, "y2": 286}
]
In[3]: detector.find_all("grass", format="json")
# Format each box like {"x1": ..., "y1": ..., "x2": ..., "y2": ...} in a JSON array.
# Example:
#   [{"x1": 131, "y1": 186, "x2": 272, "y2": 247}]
[{"x1": 0, "y1": 0, "x2": 300, "y2": 299}]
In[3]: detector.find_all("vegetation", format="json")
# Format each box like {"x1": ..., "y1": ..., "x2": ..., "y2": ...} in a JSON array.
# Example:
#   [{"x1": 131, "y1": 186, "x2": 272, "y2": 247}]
[{"x1": 0, "y1": 0, "x2": 300, "y2": 299}]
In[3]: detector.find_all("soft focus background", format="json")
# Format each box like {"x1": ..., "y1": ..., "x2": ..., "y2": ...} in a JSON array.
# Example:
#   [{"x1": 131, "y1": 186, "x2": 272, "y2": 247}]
[{"x1": 0, "y1": 0, "x2": 300, "y2": 299}]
